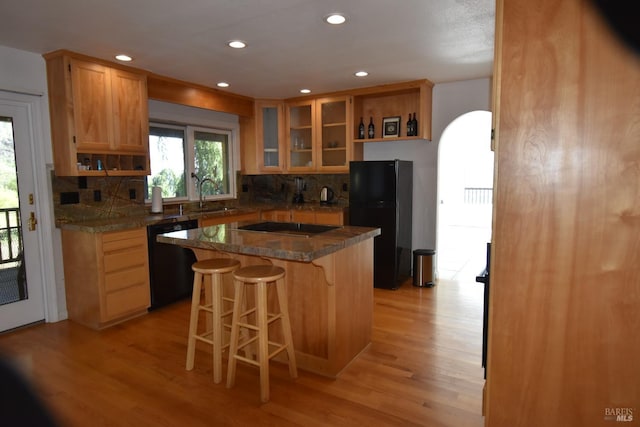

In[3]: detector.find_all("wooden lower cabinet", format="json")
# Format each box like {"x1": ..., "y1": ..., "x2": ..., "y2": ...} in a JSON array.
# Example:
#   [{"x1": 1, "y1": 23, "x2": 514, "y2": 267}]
[
  {"x1": 262, "y1": 208, "x2": 345, "y2": 225},
  {"x1": 61, "y1": 227, "x2": 150, "y2": 329},
  {"x1": 261, "y1": 209, "x2": 292, "y2": 222},
  {"x1": 199, "y1": 211, "x2": 260, "y2": 227},
  {"x1": 314, "y1": 210, "x2": 346, "y2": 226}
]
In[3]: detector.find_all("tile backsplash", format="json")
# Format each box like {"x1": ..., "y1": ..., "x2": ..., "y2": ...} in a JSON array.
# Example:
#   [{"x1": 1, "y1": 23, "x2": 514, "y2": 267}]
[
  {"x1": 239, "y1": 174, "x2": 349, "y2": 206},
  {"x1": 52, "y1": 172, "x2": 350, "y2": 223}
]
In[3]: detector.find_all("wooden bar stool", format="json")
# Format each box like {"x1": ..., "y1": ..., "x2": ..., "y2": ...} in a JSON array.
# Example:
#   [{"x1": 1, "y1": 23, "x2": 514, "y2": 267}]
[
  {"x1": 226, "y1": 264, "x2": 297, "y2": 402},
  {"x1": 186, "y1": 258, "x2": 240, "y2": 383}
]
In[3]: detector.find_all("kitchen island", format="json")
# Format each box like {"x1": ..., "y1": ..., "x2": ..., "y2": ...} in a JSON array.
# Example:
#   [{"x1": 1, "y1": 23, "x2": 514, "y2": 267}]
[{"x1": 157, "y1": 221, "x2": 380, "y2": 378}]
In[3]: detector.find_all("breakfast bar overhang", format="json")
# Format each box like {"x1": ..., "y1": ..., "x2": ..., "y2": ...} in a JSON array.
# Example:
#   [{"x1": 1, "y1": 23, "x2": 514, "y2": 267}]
[{"x1": 157, "y1": 221, "x2": 381, "y2": 378}]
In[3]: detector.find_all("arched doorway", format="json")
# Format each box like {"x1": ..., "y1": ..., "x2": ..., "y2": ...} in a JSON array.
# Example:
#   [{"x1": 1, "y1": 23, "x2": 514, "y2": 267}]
[{"x1": 436, "y1": 110, "x2": 493, "y2": 282}]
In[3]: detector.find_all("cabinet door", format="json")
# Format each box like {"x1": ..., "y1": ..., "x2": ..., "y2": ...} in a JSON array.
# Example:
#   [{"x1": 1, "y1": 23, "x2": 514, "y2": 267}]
[
  {"x1": 315, "y1": 211, "x2": 345, "y2": 225},
  {"x1": 200, "y1": 211, "x2": 260, "y2": 227},
  {"x1": 286, "y1": 100, "x2": 315, "y2": 171},
  {"x1": 70, "y1": 59, "x2": 113, "y2": 151},
  {"x1": 291, "y1": 210, "x2": 315, "y2": 224},
  {"x1": 261, "y1": 209, "x2": 291, "y2": 222},
  {"x1": 111, "y1": 68, "x2": 149, "y2": 153},
  {"x1": 317, "y1": 96, "x2": 351, "y2": 171},
  {"x1": 256, "y1": 101, "x2": 285, "y2": 172}
]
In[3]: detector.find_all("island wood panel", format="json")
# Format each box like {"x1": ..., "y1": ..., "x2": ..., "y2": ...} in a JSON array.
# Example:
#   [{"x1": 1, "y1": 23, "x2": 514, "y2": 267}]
[
  {"x1": 486, "y1": 0, "x2": 640, "y2": 425},
  {"x1": 191, "y1": 238, "x2": 373, "y2": 378}
]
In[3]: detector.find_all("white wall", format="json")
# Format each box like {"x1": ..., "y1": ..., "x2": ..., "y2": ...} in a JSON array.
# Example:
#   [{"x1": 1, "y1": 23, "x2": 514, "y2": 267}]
[
  {"x1": 0, "y1": 45, "x2": 66, "y2": 321},
  {"x1": 364, "y1": 78, "x2": 491, "y2": 252}
]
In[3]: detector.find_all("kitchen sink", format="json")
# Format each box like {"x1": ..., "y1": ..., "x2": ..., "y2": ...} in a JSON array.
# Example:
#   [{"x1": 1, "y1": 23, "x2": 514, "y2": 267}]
[{"x1": 237, "y1": 221, "x2": 339, "y2": 236}]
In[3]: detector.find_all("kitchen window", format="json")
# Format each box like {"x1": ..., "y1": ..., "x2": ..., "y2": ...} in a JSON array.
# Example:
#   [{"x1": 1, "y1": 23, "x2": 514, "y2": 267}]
[{"x1": 147, "y1": 122, "x2": 236, "y2": 202}]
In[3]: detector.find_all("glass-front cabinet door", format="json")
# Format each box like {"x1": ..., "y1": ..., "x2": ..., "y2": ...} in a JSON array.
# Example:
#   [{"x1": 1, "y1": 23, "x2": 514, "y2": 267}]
[
  {"x1": 286, "y1": 100, "x2": 315, "y2": 171},
  {"x1": 317, "y1": 96, "x2": 351, "y2": 171},
  {"x1": 256, "y1": 100, "x2": 285, "y2": 172}
]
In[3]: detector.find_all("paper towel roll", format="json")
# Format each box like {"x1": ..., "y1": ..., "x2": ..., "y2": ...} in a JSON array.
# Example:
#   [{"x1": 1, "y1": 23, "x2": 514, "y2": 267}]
[{"x1": 151, "y1": 186, "x2": 163, "y2": 213}]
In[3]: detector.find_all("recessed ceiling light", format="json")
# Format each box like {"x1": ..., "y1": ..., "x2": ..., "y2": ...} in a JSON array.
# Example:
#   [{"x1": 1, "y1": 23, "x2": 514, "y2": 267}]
[
  {"x1": 300, "y1": 89, "x2": 311, "y2": 94},
  {"x1": 227, "y1": 40, "x2": 246, "y2": 49},
  {"x1": 115, "y1": 54, "x2": 132, "y2": 62},
  {"x1": 217, "y1": 82, "x2": 230, "y2": 88},
  {"x1": 324, "y1": 13, "x2": 346, "y2": 25},
  {"x1": 354, "y1": 71, "x2": 369, "y2": 77}
]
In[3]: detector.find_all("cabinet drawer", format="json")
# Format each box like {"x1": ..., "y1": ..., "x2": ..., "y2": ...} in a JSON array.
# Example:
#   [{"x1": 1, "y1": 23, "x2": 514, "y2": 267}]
[
  {"x1": 104, "y1": 284, "x2": 150, "y2": 320},
  {"x1": 104, "y1": 266, "x2": 149, "y2": 293},
  {"x1": 102, "y1": 228, "x2": 146, "y2": 250},
  {"x1": 103, "y1": 248, "x2": 147, "y2": 273}
]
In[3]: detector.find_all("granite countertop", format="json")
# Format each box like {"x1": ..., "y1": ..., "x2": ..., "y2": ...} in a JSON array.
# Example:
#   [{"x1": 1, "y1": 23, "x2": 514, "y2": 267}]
[
  {"x1": 56, "y1": 203, "x2": 347, "y2": 233},
  {"x1": 156, "y1": 221, "x2": 380, "y2": 262}
]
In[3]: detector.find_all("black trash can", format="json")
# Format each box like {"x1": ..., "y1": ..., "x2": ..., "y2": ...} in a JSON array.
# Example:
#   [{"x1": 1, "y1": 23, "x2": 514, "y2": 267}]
[{"x1": 413, "y1": 249, "x2": 436, "y2": 287}]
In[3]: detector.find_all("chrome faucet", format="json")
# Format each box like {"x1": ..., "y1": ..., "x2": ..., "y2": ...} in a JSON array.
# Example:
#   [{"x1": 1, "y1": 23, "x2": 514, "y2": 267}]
[
  {"x1": 191, "y1": 172, "x2": 215, "y2": 209},
  {"x1": 198, "y1": 178, "x2": 215, "y2": 209}
]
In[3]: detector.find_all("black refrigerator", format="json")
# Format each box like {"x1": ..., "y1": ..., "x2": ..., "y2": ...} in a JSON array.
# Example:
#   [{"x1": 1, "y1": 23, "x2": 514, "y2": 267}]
[{"x1": 349, "y1": 160, "x2": 413, "y2": 289}]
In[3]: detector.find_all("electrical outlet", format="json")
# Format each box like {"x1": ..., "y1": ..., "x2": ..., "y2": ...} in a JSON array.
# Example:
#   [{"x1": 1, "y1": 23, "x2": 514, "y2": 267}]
[
  {"x1": 60, "y1": 192, "x2": 79, "y2": 205},
  {"x1": 78, "y1": 176, "x2": 87, "y2": 189}
]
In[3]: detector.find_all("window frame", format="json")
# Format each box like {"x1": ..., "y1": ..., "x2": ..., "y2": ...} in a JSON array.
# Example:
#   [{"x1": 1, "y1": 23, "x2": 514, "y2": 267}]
[{"x1": 146, "y1": 101, "x2": 240, "y2": 205}]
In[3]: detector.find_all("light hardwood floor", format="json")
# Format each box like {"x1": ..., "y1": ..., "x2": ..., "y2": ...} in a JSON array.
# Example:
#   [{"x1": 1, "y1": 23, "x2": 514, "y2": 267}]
[{"x1": 0, "y1": 277, "x2": 485, "y2": 426}]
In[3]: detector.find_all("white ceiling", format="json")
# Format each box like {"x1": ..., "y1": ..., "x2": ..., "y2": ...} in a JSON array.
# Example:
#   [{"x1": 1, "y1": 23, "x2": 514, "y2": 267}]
[{"x1": 0, "y1": 0, "x2": 495, "y2": 99}]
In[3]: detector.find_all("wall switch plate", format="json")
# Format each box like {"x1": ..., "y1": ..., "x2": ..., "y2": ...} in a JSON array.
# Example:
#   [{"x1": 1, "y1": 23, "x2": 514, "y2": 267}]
[
  {"x1": 129, "y1": 189, "x2": 136, "y2": 199},
  {"x1": 93, "y1": 190, "x2": 101, "y2": 202},
  {"x1": 60, "y1": 192, "x2": 80, "y2": 205}
]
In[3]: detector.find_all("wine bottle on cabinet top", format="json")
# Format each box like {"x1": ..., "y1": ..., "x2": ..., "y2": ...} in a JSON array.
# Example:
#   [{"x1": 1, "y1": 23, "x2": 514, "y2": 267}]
[
  {"x1": 407, "y1": 113, "x2": 413, "y2": 136},
  {"x1": 411, "y1": 113, "x2": 418, "y2": 136},
  {"x1": 358, "y1": 117, "x2": 365, "y2": 139},
  {"x1": 368, "y1": 117, "x2": 375, "y2": 139}
]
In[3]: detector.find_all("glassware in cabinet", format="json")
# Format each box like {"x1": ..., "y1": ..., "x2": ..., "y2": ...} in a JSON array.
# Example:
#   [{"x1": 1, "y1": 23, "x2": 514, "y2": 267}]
[{"x1": 287, "y1": 101, "x2": 315, "y2": 170}]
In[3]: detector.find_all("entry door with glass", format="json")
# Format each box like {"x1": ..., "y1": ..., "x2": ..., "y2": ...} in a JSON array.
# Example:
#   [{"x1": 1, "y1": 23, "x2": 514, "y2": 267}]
[{"x1": 0, "y1": 97, "x2": 45, "y2": 332}]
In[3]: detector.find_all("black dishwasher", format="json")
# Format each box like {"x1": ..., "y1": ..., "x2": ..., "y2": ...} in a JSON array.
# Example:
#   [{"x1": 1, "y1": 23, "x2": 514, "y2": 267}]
[{"x1": 147, "y1": 219, "x2": 199, "y2": 310}]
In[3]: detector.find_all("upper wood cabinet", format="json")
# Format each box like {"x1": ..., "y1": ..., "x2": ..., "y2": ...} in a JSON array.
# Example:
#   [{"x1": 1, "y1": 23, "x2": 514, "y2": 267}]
[
  {"x1": 285, "y1": 95, "x2": 360, "y2": 173},
  {"x1": 286, "y1": 99, "x2": 316, "y2": 172},
  {"x1": 352, "y1": 79, "x2": 432, "y2": 142},
  {"x1": 256, "y1": 100, "x2": 286, "y2": 172},
  {"x1": 316, "y1": 96, "x2": 355, "y2": 172},
  {"x1": 44, "y1": 50, "x2": 150, "y2": 176}
]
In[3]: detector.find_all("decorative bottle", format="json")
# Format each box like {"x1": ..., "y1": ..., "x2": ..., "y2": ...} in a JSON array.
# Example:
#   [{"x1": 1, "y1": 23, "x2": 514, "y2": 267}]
[
  {"x1": 368, "y1": 117, "x2": 375, "y2": 139},
  {"x1": 358, "y1": 117, "x2": 365, "y2": 139},
  {"x1": 407, "y1": 113, "x2": 413, "y2": 136},
  {"x1": 411, "y1": 113, "x2": 418, "y2": 136}
]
